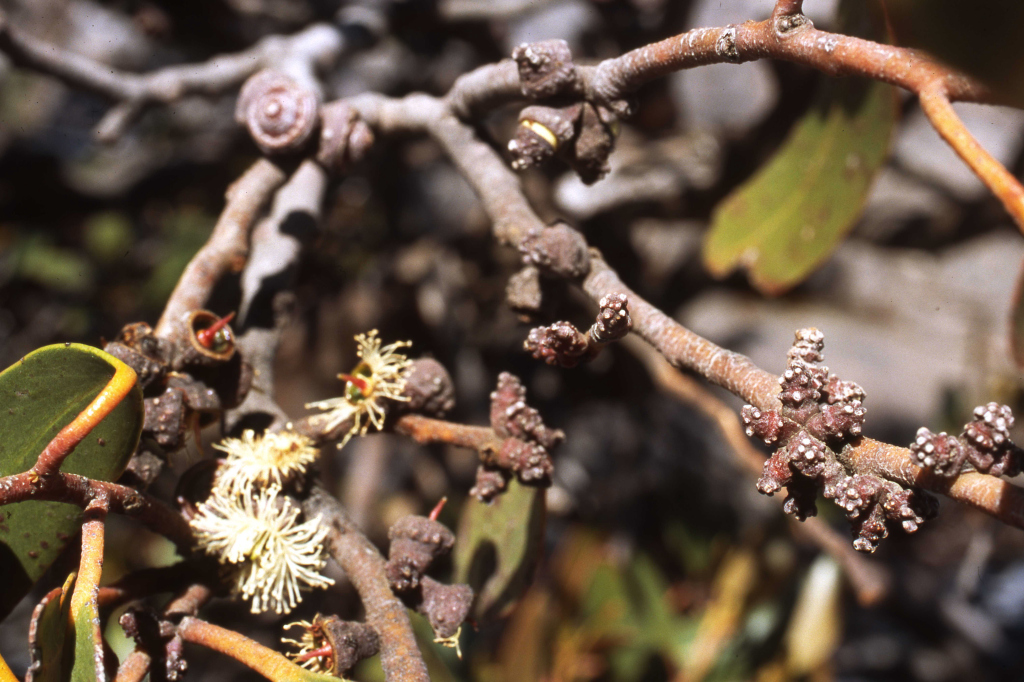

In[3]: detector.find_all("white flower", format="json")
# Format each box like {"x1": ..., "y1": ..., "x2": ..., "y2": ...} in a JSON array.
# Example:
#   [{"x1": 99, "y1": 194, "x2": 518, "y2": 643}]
[
  {"x1": 190, "y1": 486, "x2": 334, "y2": 614},
  {"x1": 213, "y1": 429, "x2": 319, "y2": 495},
  {"x1": 305, "y1": 330, "x2": 412, "y2": 448}
]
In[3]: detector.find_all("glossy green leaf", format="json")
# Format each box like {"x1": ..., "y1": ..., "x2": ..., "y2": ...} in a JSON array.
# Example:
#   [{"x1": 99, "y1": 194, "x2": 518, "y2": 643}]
[
  {"x1": 0, "y1": 344, "x2": 143, "y2": 620},
  {"x1": 702, "y1": 69, "x2": 896, "y2": 294},
  {"x1": 454, "y1": 479, "x2": 546, "y2": 620}
]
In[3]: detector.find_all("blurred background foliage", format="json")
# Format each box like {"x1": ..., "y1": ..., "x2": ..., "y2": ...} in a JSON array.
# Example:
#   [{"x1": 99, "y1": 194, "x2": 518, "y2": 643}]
[{"x1": 3, "y1": 0, "x2": 1024, "y2": 680}]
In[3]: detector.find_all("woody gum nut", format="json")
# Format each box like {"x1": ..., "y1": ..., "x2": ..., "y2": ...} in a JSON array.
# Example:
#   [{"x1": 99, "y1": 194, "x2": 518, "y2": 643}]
[
  {"x1": 571, "y1": 102, "x2": 615, "y2": 184},
  {"x1": 317, "y1": 100, "x2": 374, "y2": 172},
  {"x1": 512, "y1": 39, "x2": 578, "y2": 98},
  {"x1": 385, "y1": 515, "x2": 455, "y2": 592},
  {"x1": 519, "y1": 223, "x2": 590, "y2": 279},
  {"x1": 496, "y1": 437, "x2": 554, "y2": 484},
  {"x1": 400, "y1": 358, "x2": 456, "y2": 417},
  {"x1": 320, "y1": 617, "x2": 380, "y2": 676},
  {"x1": 489, "y1": 372, "x2": 563, "y2": 449},
  {"x1": 470, "y1": 466, "x2": 508, "y2": 502},
  {"x1": 506, "y1": 265, "x2": 543, "y2": 314},
  {"x1": 508, "y1": 103, "x2": 581, "y2": 171},
  {"x1": 418, "y1": 576, "x2": 474, "y2": 639}
]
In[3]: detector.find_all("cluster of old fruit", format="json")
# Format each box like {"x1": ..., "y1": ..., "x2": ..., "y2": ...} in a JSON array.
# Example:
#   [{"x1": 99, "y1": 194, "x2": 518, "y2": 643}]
[
  {"x1": 507, "y1": 39, "x2": 628, "y2": 184},
  {"x1": 742, "y1": 328, "x2": 936, "y2": 552},
  {"x1": 385, "y1": 514, "x2": 473, "y2": 641},
  {"x1": 104, "y1": 312, "x2": 250, "y2": 487}
]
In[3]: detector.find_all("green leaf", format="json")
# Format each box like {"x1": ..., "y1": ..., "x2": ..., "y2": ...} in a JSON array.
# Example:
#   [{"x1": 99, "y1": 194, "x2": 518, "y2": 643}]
[
  {"x1": 454, "y1": 479, "x2": 546, "y2": 620},
  {"x1": 702, "y1": 72, "x2": 896, "y2": 294},
  {"x1": 0, "y1": 344, "x2": 143, "y2": 620},
  {"x1": 26, "y1": 575, "x2": 75, "y2": 682}
]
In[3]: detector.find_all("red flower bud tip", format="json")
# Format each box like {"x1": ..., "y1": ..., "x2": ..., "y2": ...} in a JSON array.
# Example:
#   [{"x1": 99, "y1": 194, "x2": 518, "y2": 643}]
[
  {"x1": 338, "y1": 372, "x2": 371, "y2": 395},
  {"x1": 428, "y1": 496, "x2": 448, "y2": 521},
  {"x1": 295, "y1": 643, "x2": 333, "y2": 663}
]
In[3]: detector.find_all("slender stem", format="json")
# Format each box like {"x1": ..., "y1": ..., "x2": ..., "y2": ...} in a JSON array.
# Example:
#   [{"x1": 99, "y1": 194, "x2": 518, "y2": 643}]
[
  {"x1": 113, "y1": 651, "x2": 151, "y2": 682},
  {"x1": 919, "y1": 84, "x2": 1024, "y2": 230},
  {"x1": 70, "y1": 498, "x2": 109, "y2": 682},
  {"x1": 0, "y1": 471, "x2": 193, "y2": 551},
  {"x1": 302, "y1": 488, "x2": 430, "y2": 682},
  {"x1": 393, "y1": 414, "x2": 500, "y2": 451},
  {"x1": 155, "y1": 159, "x2": 289, "y2": 346},
  {"x1": 31, "y1": 357, "x2": 137, "y2": 477},
  {"x1": 177, "y1": 617, "x2": 337, "y2": 682}
]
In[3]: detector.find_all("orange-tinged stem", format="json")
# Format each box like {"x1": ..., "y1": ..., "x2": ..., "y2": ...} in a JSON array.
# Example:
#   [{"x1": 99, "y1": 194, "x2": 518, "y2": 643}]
[
  {"x1": 177, "y1": 617, "x2": 335, "y2": 682},
  {"x1": 196, "y1": 311, "x2": 235, "y2": 348},
  {"x1": 70, "y1": 499, "x2": 108, "y2": 682},
  {"x1": 919, "y1": 85, "x2": 1024, "y2": 234},
  {"x1": 32, "y1": 355, "x2": 137, "y2": 476}
]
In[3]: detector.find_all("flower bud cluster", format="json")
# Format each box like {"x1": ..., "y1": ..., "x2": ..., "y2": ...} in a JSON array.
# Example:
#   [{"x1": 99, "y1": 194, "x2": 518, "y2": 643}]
[
  {"x1": 910, "y1": 401, "x2": 1024, "y2": 478},
  {"x1": 471, "y1": 373, "x2": 564, "y2": 501},
  {"x1": 743, "y1": 328, "x2": 936, "y2": 552}
]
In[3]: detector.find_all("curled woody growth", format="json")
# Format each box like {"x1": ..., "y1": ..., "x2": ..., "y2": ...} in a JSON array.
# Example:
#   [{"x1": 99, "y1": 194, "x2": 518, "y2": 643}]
[{"x1": 742, "y1": 328, "x2": 938, "y2": 552}]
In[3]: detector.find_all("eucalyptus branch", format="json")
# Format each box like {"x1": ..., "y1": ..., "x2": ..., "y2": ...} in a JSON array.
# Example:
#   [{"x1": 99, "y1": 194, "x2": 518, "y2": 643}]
[
  {"x1": 302, "y1": 487, "x2": 430, "y2": 682},
  {"x1": 0, "y1": 14, "x2": 343, "y2": 140},
  {"x1": 343, "y1": 87, "x2": 1024, "y2": 539},
  {"x1": 154, "y1": 158, "x2": 289, "y2": 347},
  {"x1": 0, "y1": 471, "x2": 193, "y2": 551}
]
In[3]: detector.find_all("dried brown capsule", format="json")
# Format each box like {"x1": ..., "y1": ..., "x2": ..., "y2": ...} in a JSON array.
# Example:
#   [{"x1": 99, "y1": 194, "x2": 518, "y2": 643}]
[
  {"x1": 512, "y1": 39, "x2": 579, "y2": 99},
  {"x1": 283, "y1": 615, "x2": 379, "y2": 676},
  {"x1": 417, "y1": 576, "x2": 473, "y2": 639},
  {"x1": 519, "y1": 222, "x2": 590, "y2": 280},
  {"x1": 236, "y1": 69, "x2": 319, "y2": 155},
  {"x1": 490, "y1": 372, "x2": 563, "y2": 450},
  {"x1": 508, "y1": 103, "x2": 581, "y2": 171},
  {"x1": 316, "y1": 100, "x2": 374, "y2": 172},
  {"x1": 506, "y1": 265, "x2": 543, "y2": 316},
  {"x1": 386, "y1": 515, "x2": 455, "y2": 592},
  {"x1": 469, "y1": 466, "x2": 508, "y2": 501},
  {"x1": 399, "y1": 358, "x2": 456, "y2": 418},
  {"x1": 571, "y1": 102, "x2": 616, "y2": 184}
]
